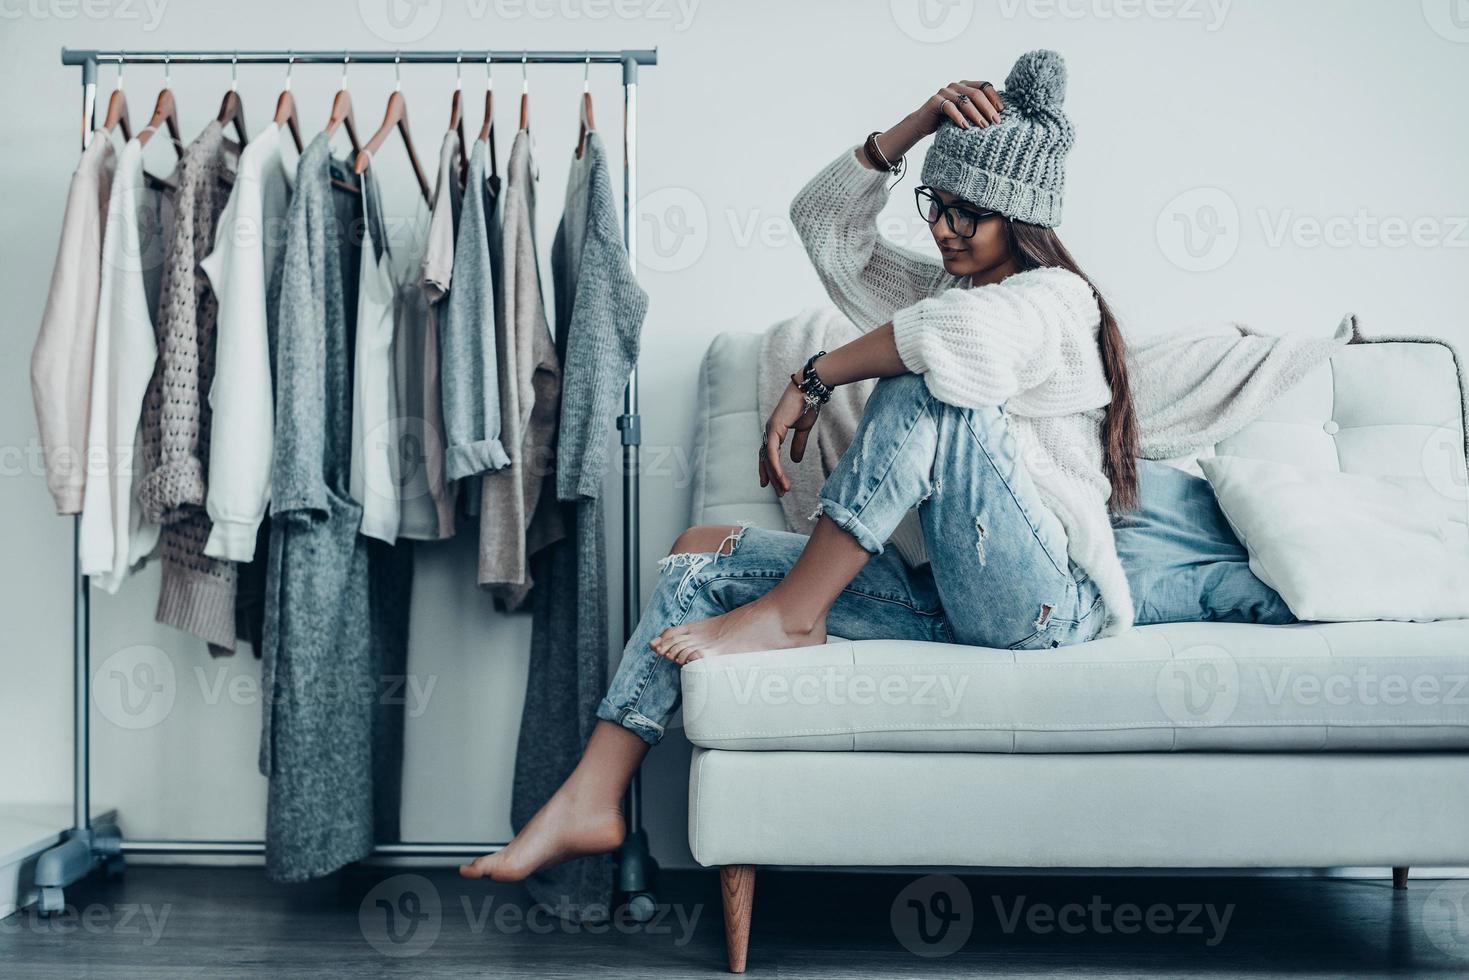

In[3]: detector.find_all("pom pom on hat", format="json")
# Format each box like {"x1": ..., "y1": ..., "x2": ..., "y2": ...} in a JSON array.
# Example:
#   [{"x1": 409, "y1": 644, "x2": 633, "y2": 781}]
[{"x1": 1002, "y1": 49, "x2": 1068, "y2": 115}]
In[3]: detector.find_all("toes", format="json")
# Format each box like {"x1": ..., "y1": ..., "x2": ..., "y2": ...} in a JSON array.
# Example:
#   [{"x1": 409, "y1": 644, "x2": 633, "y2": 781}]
[{"x1": 459, "y1": 854, "x2": 497, "y2": 879}]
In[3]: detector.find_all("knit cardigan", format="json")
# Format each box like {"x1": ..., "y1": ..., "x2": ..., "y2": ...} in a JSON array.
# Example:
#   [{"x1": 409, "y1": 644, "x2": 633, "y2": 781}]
[
  {"x1": 514, "y1": 130, "x2": 649, "y2": 922},
  {"x1": 139, "y1": 121, "x2": 239, "y2": 652},
  {"x1": 790, "y1": 146, "x2": 1134, "y2": 635}
]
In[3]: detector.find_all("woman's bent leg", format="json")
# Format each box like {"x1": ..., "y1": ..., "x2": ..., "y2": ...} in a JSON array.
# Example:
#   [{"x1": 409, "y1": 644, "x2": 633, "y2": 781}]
[
  {"x1": 653, "y1": 375, "x2": 957, "y2": 662},
  {"x1": 464, "y1": 522, "x2": 949, "y2": 882}
]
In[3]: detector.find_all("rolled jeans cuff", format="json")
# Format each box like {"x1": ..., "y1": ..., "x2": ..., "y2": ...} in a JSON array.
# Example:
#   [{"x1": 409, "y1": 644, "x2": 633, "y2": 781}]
[
  {"x1": 814, "y1": 495, "x2": 887, "y2": 556},
  {"x1": 596, "y1": 699, "x2": 666, "y2": 746}
]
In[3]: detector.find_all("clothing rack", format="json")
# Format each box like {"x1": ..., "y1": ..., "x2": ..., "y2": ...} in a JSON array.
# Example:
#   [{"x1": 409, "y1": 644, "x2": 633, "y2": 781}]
[{"x1": 36, "y1": 47, "x2": 661, "y2": 920}]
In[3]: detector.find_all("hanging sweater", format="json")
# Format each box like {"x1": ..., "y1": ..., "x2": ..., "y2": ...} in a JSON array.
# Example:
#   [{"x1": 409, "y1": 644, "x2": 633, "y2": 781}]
[
  {"x1": 517, "y1": 129, "x2": 647, "y2": 923},
  {"x1": 478, "y1": 129, "x2": 565, "y2": 606},
  {"x1": 199, "y1": 121, "x2": 293, "y2": 561},
  {"x1": 260, "y1": 134, "x2": 381, "y2": 882},
  {"x1": 77, "y1": 136, "x2": 169, "y2": 593},
  {"x1": 790, "y1": 146, "x2": 1134, "y2": 636},
  {"x1": 138, "y1": 121, "x2": 239, "y2": 652},
  {"x1": 439, "y1": 139, "x2": 510, "y2": 481},
  {"x1": 31, "y1": 131, "x2": 115, "y2": 515}
]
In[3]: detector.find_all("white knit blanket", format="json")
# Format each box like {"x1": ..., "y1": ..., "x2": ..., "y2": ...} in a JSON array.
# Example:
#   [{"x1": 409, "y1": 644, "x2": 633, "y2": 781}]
[{"x1": 756, "y1": 309, "x2": 1360, "y2": 565}]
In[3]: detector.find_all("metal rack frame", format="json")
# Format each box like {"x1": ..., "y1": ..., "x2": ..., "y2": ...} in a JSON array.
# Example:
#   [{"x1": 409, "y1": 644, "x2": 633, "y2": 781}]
[{"x1": 36, "y1": 46, "x2": 659, "y2": 917}]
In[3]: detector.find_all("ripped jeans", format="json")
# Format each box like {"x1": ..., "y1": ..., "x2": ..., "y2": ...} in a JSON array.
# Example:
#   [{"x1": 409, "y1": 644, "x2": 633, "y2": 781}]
[{"x1": 596, "y1": 372, "x2": 1106, "y2": 745}]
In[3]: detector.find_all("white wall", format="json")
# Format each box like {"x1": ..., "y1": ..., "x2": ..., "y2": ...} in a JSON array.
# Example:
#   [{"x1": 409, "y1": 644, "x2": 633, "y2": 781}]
[{"x1": 2, "y1": 1, "x2": 1466, "y2": 872}]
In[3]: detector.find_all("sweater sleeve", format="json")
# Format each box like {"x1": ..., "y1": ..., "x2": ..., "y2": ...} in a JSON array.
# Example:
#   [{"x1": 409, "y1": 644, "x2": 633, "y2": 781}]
[
  {"x1": 789, "y1": 146, "x2": 955, "y2": 332},
  {"x1": 891, "y1": 268, "x2": 1091, "y2": 409}
]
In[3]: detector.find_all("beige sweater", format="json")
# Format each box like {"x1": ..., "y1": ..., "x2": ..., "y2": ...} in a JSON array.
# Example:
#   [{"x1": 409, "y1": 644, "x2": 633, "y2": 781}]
[
  {"x1": 31, "y1": 131, "x2": 115, "y2": 515},
  {"x1": 790, "y1": 146, "x2": 1134, "y2": 636}
]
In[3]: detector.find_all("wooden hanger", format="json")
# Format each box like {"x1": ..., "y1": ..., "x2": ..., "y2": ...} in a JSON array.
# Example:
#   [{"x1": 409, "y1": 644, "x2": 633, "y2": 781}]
[
  {"x1": 575, "y1": 55, "x2": 596, "y2": 160},
  {"x1": 475, "y1": 54, "x2": 498, "y2": 181},
  {"x1": 325, "y1": 54, "x2": 363, "y2": 155},
  {"x1": 215, "y1": 54, "x2": 248, "y2": 148},
  {"x1": 352, "y1": 56, "x2": 432, "y2": 202},
  {"x1": 449, "y1": 54, "x2": 468, "y2": 187},
  {"x1": 137, "y1": 56, "x2": 183, "y2": 155},
  {"x1": 102, "y1": 56, "x2": 130, "y2": 140},
  {"x1": 273, "y1": 53, "x2": 304, "y2": 153}
]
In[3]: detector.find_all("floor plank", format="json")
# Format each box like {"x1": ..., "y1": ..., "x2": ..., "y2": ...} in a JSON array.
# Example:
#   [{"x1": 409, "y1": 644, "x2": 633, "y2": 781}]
[{"x1": 1, "y1": 865, "x2": 1466, "y2": 977}]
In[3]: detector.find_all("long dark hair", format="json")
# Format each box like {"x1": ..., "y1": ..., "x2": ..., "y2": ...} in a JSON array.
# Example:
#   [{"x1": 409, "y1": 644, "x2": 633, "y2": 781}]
[{"x1": 1006, "y1": 221, "x2": 1139, "y2": 511}]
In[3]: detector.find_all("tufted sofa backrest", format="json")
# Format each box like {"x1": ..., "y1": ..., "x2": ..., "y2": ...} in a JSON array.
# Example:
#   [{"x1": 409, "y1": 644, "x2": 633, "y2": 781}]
[{"x1": 690, "y1": 332, "x2": 1469, "y2": 530}]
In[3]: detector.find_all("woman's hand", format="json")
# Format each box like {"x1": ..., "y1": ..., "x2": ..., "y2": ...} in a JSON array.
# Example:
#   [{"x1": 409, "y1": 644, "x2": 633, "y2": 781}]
[
  {"x1": 862, "y1": 80, "x2": 1006, "y2": 173},
  {"x1": 918, "y1": 80, "x2": 1006, "y2": 134},
  {"x1": 759, "y1": 380, "x2": 820, "y2": 496}
]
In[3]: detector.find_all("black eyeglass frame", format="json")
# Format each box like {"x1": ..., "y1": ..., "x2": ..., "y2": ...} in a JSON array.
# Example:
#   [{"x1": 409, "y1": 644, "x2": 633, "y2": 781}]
[{"x1": 914, "y1": 185, "x2": 1002, "y2": 239}]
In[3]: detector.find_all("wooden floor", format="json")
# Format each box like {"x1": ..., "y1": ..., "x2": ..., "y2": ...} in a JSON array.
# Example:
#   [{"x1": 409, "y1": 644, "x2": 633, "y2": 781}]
[{"x1": 2, "y1": 865, "x2": 1467, "y2": 977}]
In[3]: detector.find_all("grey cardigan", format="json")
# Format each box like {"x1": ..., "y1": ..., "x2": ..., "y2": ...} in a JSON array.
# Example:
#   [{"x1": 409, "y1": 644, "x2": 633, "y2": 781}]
[
  {"x1": 515, "y1": 131, "x2": 648, "y2": 921},
  {"x1": 260, "y1": 135, "x2": 401, "y2": 883},
  {"x1": 439, "y1": 139, "x2": 510, "y2": 481}
]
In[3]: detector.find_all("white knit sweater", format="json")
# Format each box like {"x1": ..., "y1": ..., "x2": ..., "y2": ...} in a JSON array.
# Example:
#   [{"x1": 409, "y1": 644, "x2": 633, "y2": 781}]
[{"x1": 790, "y1": 147, "x2": 1134, "y2": 636}]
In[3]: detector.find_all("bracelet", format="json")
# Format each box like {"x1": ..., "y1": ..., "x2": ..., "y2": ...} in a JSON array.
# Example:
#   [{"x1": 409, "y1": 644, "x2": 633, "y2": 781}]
[
  {"x1": 863, "y1": 131, "x2": 901, "y2": 174},
  {"x1": 792, "y1": 351, "x2": 833, "y2": 406}
]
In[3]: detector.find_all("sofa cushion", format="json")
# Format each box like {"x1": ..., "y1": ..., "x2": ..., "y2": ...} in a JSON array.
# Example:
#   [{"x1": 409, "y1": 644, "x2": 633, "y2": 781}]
[
  {"x1": 680, "y1": 618, "x2": 1469, "y2": 752},
  {"x1": 1200, "y1": 454, "x2": 1469, "y2": 622}
]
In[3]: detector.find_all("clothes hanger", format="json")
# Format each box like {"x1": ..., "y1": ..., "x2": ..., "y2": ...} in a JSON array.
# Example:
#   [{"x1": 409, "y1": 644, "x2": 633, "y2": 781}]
[
  {"x1": 325, "y1": 53, "x2": 363, "y2": 154},
  {"x1": 137, "y1": 56, "x2": 182, "y2": 192},
  {"x1": 273, "y1": 51, "x2": 304, "y2": 153},
  {"x1": 353, "y1": 53, "x2": 432, "y2": 202},
  {"x1": 517, "y1": 51, "x2": 530, "y2": 132},
  {"x1": 575, "y1": 53, "x2": 596, "y2": 160},
  {"x1": 215, "y1": 52, "x2": 248, "y2": 148},
  {"x1": 137, "y1": 54, "x2": 183, "y2": 154},
  {"x1": 102, "y1": 54, "x2": 131, "y2": 140},
  {"x1": 475, "y1": 52, "x2": 498, "y2": 182},
  {"x1": 447, "y1": 53, "x2": 468, "y2": 186}
]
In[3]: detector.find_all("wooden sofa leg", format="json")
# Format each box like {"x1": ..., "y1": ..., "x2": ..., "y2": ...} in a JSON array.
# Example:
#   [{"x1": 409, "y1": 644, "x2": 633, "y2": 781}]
[
  {"x1": 720, "y1": 864, "x2": 756, "y2": 973},
  {"x1": 1393, "y1": 866, "x2": 1410, "y2": 890}
]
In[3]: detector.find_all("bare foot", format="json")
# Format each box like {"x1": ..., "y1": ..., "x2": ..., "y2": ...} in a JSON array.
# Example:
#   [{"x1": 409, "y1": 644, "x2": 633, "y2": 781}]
[
  {"x1": 650, "y1": 595, "x2": 827, "y2": 664},
  {"x1": 459, "y1": 784, "x2": 625, "y2": 882}
]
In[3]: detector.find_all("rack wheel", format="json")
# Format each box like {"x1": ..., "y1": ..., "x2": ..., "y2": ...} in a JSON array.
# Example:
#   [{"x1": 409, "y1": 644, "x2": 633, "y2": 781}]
[
  {"x1": 624, "y1": 891, "x2": 658, "y2": 923},
  {"x1": 104, "y1": 854, "x2": 127, "y2": 878},
  {"x1": 37, "y1": 886, "x2": 66, "y2": 915}
]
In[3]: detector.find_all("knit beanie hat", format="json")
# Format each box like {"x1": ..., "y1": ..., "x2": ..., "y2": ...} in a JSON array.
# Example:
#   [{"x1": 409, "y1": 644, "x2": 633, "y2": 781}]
[{"x1": 921, "y1": 49, "x2": 1074, "y2": 228}]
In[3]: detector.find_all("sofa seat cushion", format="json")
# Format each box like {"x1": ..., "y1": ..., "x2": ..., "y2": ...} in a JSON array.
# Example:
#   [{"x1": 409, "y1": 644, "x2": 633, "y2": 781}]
[{"x1": 679, "y1": 619, "x2": 1469, "y2": 752}]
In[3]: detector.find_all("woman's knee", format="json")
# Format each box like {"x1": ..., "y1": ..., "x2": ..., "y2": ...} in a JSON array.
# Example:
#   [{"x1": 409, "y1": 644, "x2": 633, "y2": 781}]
[
  {"x1": 864, "y1": 372, "x2": 931, "y2": 419},
  {"x1": 669, "y1": 523, "x2": 746, "y2": 557}
]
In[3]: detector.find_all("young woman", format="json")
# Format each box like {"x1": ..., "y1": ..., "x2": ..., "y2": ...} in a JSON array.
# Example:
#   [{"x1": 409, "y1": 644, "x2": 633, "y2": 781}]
[{"x1": 462, "y1": 48, "x2": 1138, "y2": 883}]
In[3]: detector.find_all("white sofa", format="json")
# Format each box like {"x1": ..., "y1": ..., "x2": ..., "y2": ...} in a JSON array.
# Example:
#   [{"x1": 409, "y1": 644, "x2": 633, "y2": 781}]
[{"x1": 681, "y1": 330, "x2": 1469, "y2": 972}]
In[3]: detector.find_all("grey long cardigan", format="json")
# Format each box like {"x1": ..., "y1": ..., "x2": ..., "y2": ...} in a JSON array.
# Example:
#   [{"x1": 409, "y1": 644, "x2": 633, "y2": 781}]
[
  {"x1": 259, "y1": 134, "x2": 409, "y2": 882},
  {"x1": 515, "y1": 131, "x2": 649, "y2": 921}
]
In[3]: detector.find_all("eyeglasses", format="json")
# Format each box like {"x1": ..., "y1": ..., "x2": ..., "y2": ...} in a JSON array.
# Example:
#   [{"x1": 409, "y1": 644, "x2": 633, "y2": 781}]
[{"x1": 915, "y1": 185, "x2": 1000, "y2": 239}]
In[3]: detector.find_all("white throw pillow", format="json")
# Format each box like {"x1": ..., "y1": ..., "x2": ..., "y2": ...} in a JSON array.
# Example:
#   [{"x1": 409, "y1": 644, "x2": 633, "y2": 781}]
[{"x1": 1198, "y1": 455, "x2": 1469, "y2": 622}]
